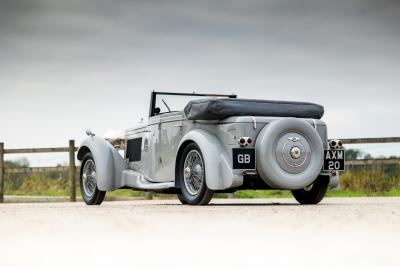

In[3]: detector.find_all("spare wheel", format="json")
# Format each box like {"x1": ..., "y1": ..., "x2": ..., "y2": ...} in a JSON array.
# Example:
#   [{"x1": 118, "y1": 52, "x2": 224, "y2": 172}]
[{"x1": 255, "y1": 118, "x2": 324, "y2": 190}]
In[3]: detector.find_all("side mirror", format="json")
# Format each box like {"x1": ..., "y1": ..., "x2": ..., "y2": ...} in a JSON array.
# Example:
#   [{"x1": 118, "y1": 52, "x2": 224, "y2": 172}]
[
  {"x1": 154, "y1": 107, "x2": 161, "y2": 115},
  {"x1": 85, "y1": 128, "x2": 95, "y2": 137}
]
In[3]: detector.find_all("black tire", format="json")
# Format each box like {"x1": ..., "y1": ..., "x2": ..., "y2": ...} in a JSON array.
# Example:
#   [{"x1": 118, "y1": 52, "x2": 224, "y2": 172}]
[
  {"x1": 176, "y1": 193, "x2": 188, "y2": 204},
  {"x1": 177, "y1": 143, "x2": 214, "y2": 205},
  {"x1": 80, "y1": 152, "x2": 106, "y2": 205},
  {"x1": 291, "y1": 175, "x2": 329, "y2": 205}
]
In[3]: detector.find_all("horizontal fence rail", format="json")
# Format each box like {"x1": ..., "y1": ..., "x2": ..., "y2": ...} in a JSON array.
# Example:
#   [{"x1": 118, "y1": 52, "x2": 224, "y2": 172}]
[
  {"x1": 0, "y1": 137, "x2": 400, "y2": 203},
  {"x1": 340, "y1": 137, "x2": 400, "y2": 144},
  {"x1": 3, "y1": 147, "x2": 78, "y2": 154}
]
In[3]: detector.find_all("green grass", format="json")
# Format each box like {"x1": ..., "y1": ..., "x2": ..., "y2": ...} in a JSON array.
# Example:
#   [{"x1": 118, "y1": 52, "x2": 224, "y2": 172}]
[
  {"x1": 97, "y1": 188, "x2": 400, "y2": 200},
  {"x1": 382, "y1": 188, "x2": 400, "y2": 197},
  {"x1": 105, "y1": 189, "x2": 144, "y2": 198},
  {"x1": 4, "y1": 164, "x2": 400, "y2": 199},
  {"x1": 325, "y1": 190, "x2": 367, "y2": 197},
  {"x1": 5, "y1": 188, "x2": 400, "y2": 200}
]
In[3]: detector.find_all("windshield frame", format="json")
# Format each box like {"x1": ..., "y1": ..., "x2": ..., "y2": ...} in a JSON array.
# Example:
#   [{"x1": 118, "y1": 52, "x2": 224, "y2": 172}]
[{"x1": 149, "y1": 91, "x2": 237, "y2": 117}]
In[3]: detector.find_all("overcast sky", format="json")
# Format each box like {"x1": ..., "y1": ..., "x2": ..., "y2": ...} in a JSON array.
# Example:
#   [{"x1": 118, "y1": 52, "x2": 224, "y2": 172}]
[{"x1": 1, "y1": 0, "x2": 399, "y2": 165}]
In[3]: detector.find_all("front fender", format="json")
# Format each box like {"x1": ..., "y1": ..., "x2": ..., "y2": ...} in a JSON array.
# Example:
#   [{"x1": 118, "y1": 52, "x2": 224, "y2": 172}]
[
  {"x1": 177, "y1": 129, "x2": 242, "y2": 190},
  {"x1": 77, "y1": 136, "x2": 126, "y2": 191}
]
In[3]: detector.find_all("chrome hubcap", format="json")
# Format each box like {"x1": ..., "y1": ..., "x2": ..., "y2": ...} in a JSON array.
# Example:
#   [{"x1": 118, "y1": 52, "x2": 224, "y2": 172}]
[
  {"x1": 183, "y1": 150, "x2": 204, "y2": 196},
  {"x1": 276, "y1": 132, "x2": 310, "y2": 173},
  {"x1": 290, "y1": 146, "x2": 301, "y2": 159},
  {"x1": 82, "y1": 159, "x2": 97, "y2": 197}
]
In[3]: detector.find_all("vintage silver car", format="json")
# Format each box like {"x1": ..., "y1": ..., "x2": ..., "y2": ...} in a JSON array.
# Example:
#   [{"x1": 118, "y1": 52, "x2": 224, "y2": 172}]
[{"x1": 77, "y1": 92, "x2": 344, "y2": 205}]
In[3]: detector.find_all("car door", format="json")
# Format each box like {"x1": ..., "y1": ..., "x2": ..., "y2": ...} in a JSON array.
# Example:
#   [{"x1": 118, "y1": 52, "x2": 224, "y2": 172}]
[
  {"x1": 125, "y1": 115, "x2": 160, "y2": 181},
  {"x1": 153, "y1": 111, "x2": 185, "y2": 182}
]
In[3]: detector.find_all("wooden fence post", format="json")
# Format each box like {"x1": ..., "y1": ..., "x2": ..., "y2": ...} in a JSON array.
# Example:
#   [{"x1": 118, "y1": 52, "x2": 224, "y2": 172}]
[
  {"x1": 69, "y1": 140, "x2": 76, "y2": 202},
  {"x1": 0, "y1": 143, "x2": 4, "y2": 203},
  {"x1": 145, "y1": 192, "x2": 153, "y2": 200}
]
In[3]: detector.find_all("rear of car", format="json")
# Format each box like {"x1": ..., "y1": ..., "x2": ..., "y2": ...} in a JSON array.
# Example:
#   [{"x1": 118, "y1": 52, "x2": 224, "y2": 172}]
[{"x1": 181, "y1": 98, "x2": 344, "y2": 204}]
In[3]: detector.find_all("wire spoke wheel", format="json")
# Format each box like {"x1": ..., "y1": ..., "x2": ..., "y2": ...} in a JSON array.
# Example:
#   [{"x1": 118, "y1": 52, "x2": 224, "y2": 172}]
[
  {"x1": 177, "y1": 143, "x2": 213, "y2": 205},
  {"x1": 183, "y1": 150, "x2": 205, "y2": 196},
  {"x1": 80, "y1": 153, "x2": 106, "y2": 205},
  {"x1": 82, "y1": 159, "x2": 97, "y2": 197}
]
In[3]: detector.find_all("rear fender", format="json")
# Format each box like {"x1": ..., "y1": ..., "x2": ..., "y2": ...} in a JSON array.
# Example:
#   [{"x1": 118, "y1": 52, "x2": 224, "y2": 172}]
[
  {"x1": 77, "y1": 136, "x2": 126, "y2": 191},
  {"x1": 176, "y1": 129, "x2": 242, "y2": 190}
]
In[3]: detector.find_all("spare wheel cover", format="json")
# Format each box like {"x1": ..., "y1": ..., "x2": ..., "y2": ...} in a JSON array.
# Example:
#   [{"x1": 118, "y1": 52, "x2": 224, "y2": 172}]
[{"x1": 255, "y1": 118, "x2": 323, "y2": 189}]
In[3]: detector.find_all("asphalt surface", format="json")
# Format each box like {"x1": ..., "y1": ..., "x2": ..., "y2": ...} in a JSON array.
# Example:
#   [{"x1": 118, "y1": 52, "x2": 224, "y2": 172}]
[{"x1": 0, "y1": 197, "x2": 399, "y2": 267}]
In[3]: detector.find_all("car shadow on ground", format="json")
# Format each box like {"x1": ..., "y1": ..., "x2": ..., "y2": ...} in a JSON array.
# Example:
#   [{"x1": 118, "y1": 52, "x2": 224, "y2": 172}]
[
  {"x1": 210, "y1": 203, "x2": 300, "y2": 206},
  {"x1": 156, "y1": 202, "x2": 301, "y2": 206}
]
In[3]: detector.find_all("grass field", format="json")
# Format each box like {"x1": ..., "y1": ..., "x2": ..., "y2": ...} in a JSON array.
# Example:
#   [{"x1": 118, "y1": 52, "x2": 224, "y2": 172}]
[
  {"x1": 104, "y1": 188, "x2": 400, "y2": 203},
  {"x1": 6, "y1": 186, "x2": 400, "y2": 201},
  {"x1": 4, "y1": 160, "x2": 400, "y2": 200}
]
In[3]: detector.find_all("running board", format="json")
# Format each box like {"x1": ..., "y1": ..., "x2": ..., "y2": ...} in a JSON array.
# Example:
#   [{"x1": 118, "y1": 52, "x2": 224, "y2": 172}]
[{"x1": 122, "y1": 170, "x2": 175, "y2": 190}]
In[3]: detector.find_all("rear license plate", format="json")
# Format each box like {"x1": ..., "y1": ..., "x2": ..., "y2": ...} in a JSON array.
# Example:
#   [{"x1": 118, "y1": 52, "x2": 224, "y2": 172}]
[
  {"x1": 323, "y1": 150, "x2": 345, "y2": 171},
  {"x1": 232, "y1": 148, "x2": 256, "y2": 170}
]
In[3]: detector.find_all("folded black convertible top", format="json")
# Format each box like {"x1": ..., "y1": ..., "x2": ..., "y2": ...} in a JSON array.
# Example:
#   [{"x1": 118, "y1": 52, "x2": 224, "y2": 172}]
[{"x1": 184, "y1": 98, "x2": 324, "y2": 120}]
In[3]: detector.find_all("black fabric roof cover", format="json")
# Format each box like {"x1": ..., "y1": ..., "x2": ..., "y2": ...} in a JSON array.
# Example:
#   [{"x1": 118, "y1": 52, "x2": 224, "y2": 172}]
[{"x1": 184, "y1": 98, "x2": 324, "y2": 120}]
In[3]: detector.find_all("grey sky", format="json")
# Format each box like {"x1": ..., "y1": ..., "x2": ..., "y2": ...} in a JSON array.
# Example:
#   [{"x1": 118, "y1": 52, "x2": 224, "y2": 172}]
[{"x1": 1, "y1": 0, "x2": 400, "y2": 165}]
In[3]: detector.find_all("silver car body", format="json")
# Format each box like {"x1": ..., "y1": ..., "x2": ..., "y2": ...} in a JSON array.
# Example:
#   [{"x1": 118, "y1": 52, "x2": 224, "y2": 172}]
[{"x1": 77, "y1": 95, "x2": 339, "y2": 192}]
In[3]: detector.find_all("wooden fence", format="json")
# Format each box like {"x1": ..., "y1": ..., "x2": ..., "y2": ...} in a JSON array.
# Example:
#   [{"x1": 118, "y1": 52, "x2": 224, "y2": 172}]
[
  {"x1": 0, "y1": 137, "x2": 399, "y2": 203},
  {"x1": 0, "y1": 140, "x2": 77, "y2": 203}
]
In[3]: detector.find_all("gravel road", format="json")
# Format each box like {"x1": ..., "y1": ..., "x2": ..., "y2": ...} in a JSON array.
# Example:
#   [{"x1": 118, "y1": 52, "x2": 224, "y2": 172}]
[{"x1": 0, "y1": 197, "x2": 399, "y2": 267}]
